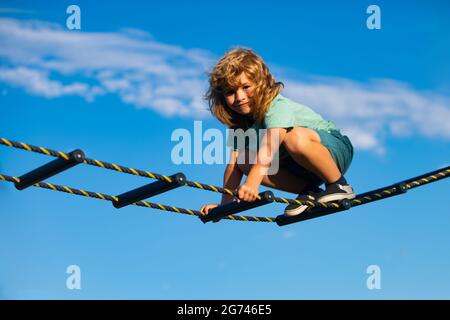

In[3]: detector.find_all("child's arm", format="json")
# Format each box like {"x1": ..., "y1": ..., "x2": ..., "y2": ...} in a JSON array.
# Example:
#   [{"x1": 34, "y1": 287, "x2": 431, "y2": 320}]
[
  {"x1": 221, "y1": 150, "x2": 244, "y2": 204},
  {"x1": 199, "y1": 150, "x2": 242, "y2": 215},
  {"x1": 237, "y1": 128, "x2": 287, "y2": 201}
]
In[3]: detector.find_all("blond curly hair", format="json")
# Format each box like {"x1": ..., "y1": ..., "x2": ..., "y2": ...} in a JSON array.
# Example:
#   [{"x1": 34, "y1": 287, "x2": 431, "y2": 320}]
[{"x1": 205, "y1": 48, "x2": 283, "y2": 129}]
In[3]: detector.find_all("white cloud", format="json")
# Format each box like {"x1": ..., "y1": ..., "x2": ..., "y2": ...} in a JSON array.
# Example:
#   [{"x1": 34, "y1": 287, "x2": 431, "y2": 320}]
[
  {"x1": 0, "y1": 8, "x2": 35, "y2": 14},
  {"x1": 0, "y1": 17, "x2": 449, "y2": 154},
  {"x1": 0, "y1": 18, "x2": 212, "y2": 117},
  {"x1": 283, "y1": 78, "x2": 450, "y2": 151},
  {"x1": 0, "y1": 66, "x2": 97, "y2": 99}
]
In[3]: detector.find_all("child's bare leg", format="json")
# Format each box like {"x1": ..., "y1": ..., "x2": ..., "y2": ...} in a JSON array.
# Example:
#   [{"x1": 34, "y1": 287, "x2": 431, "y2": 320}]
[{"x1": 282, "y1": 128, "x2": 341, "y2": 183}]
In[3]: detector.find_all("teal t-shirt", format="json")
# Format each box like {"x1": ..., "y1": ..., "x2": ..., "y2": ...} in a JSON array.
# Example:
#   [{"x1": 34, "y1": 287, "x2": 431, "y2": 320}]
[{"x1": 229, "y1": 94, "x2": 338, "y2": 159}]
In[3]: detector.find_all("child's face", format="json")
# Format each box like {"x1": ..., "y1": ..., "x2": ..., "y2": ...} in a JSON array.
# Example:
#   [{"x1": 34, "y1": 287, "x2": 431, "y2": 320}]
[{"x1": 223, "y1": 72, "x2": 254, "y2": 116}]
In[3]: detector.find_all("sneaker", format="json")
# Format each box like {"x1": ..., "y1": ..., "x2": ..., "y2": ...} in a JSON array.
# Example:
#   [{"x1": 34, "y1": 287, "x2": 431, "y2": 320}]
[
  {"x1": 315, "y1": 182, "x2": 356, "y2": 203},
  {"x1": 284, "y1": 188, "x2": 323, "y2": 216}
]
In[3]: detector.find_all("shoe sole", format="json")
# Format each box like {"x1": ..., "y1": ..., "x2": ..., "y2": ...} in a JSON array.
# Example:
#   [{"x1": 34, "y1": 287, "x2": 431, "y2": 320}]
[
  {"x1": 317, "y1": 192, "x2": 356, "y2": 203},
  {"x1": 284, "y1": 205, "x2": 309, "y2": 216}
]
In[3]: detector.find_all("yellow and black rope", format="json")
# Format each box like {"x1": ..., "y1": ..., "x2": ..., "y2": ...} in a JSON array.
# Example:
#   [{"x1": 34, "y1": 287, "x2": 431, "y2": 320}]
[
  {"x1": 1, "y1": 137, "x2": 449, "y2": 221},
  {"x1": 0, "y1": 137, "x2": 336, "y2": 209},
  {"x1": 0, "y1": 174, "x2": 275, "y2": 223},
  {"x1": 350, "y1": 168, "x2": 450, "y2": 207}
]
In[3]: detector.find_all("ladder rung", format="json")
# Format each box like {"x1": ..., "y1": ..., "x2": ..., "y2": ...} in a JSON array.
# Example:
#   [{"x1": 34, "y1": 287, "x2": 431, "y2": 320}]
[
  {"x1": 275, "y1": 199, "x2": 352, "y2": 226},
  {"x1": 113, "y1": 173, "x2": 186, "y2": 208},
  {"x1": 15, "y1": 149, "x2": 85, "y2": 190},
  {"x1": 200, "y1": 191, "x2": 274, "y2": 223}
]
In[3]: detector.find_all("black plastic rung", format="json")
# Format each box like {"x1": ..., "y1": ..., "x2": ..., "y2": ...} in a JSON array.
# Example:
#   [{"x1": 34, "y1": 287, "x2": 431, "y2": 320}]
[
  {"x1": 275, "y1": 199, "x2": 352, "y2": 226},
  {"x1": 356, "y1": 183, "x2": 407, "y2": 200},
  {"x1": 113, "y1": 172, "x2": 186, "y2": 208},
  {"x1": 200, "y1": 191, "x2": 274, "y2": 223},
  {"x1": 394, "y1": 183, "x2": 408, "y2": 194},
  {"x1": 15, "y1": 149, "x2": 85, "y2": 190}
]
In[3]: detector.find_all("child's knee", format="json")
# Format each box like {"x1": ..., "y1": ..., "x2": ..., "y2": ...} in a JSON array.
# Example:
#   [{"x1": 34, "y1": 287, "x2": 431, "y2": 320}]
[{"x1": 284, "y1": 127, "x2": 321, "y2": 154}]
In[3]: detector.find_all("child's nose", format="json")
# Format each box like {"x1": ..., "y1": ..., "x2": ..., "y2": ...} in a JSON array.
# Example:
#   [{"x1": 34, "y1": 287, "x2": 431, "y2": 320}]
[{"x1": 235, "y1": 88, "x2": 246, "y2": 101}]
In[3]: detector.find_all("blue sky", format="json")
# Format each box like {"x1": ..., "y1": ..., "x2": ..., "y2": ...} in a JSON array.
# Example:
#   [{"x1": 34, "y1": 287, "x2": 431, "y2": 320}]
[{"x1": 0, "y1": 0, "x2": 449, "y2": 299}]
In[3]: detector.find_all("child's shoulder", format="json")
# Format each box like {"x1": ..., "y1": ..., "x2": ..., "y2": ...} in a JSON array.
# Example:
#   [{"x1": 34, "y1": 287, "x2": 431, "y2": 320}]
[
  {"x1": 264, "y1": 94, "x2": 299, "y2": 124},
  {"x1": 268, "y1": 94, "x2": 306, "y2": 113}
]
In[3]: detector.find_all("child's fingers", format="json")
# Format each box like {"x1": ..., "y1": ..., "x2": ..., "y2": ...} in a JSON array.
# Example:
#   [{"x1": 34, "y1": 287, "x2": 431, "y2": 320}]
[
  {"x1": 239, "y1": 192, "x2": 256, "y2": 202},
  {"x1": 238, "y1": 189, "x2": 246, "y2": 201},
  {"x1": 200, "y1": 204, "x2": 219, "y2": 215},
  {"x1": 242, "y1": 190, "x2": 255, "y2": 202},
  {"x1": 234, "y1": 188, "x2": 241, "y2": 203}
]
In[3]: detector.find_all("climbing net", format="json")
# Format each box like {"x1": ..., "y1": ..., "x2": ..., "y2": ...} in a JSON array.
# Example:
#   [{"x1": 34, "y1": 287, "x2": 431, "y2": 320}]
[{"x1": 1, "y1": 138, "x2": 449, "y2": 226}]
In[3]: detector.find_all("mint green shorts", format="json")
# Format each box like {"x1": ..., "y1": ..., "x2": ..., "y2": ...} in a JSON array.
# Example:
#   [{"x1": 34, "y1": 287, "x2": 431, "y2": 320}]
[{"x1": 280, "y1": 129, "x2": 354, "y2": 187}]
